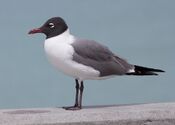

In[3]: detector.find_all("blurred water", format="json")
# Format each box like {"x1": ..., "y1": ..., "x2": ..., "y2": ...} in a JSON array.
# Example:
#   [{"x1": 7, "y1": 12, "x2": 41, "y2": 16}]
[{"x1": 0, "y1": 0, "x2": 174, "y2": 109}]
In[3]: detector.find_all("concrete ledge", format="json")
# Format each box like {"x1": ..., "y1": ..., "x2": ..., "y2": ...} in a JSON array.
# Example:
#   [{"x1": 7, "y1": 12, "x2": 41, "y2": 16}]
[{"x1": 0, "y1": 102, "x2": 175, "y2": 125}]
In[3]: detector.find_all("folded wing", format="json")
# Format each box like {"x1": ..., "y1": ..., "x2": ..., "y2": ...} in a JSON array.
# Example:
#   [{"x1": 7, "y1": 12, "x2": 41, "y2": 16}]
[{"x1": 71, "y1": 39, "x2": 133, "y2": 77}]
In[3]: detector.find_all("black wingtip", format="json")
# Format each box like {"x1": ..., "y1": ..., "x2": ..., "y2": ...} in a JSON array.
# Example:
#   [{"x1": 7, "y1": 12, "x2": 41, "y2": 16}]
[
  {"x1": 126, "y1": 65, "x2": 165, "y2": 76},
  {"x1": 158, "y1": 69, "x2": 165, "y2": 72},
  {"x1": 134, "y1": 65, "x2": 165, "y2": 73}
]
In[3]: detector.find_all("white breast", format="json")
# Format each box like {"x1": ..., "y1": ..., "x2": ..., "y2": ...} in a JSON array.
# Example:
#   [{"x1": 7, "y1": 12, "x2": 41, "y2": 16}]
[{"x1": 44, "y1": 30, "x2": 100, "y2": 80}]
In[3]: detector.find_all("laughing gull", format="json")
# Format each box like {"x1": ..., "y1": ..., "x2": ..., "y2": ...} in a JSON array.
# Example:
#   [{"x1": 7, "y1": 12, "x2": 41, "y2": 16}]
[{"x1": 28, "y1": 17, "x2": 164, "y2": 110}]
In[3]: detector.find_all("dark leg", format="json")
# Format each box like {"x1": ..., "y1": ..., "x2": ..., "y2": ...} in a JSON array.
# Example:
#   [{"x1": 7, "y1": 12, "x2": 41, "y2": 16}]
[
  {"x1": 63, "y1": 79, "x2": 81, "y2": 110},
  {"x1": 79, "y1": 81, "x2": 84, "y2": 109},
  {"x1": 74, "y1": 79, "x2": 79, "y2": 107}
]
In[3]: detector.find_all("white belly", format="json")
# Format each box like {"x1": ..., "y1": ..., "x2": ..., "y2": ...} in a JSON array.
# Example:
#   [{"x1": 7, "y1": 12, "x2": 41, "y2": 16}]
[{"x1": 44, "y1": 35, "x2": 100, "y2": 80}]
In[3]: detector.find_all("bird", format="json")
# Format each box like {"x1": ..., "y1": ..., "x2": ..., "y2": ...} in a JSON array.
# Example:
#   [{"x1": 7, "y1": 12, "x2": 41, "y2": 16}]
[{"x1": 28, "y1": 17, "x2": 164, "y2": 110}]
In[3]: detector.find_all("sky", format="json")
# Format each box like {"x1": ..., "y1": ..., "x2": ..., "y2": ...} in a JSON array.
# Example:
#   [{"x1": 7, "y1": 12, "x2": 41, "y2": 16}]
[{"x1": 0, "y1": 0, "x2": 174, "y2": 109}]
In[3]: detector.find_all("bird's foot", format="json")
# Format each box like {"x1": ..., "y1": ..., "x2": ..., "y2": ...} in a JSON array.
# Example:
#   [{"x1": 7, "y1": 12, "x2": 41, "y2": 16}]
[{"x1": 62, "y1": 105, "x2": 81, "y2": 110}]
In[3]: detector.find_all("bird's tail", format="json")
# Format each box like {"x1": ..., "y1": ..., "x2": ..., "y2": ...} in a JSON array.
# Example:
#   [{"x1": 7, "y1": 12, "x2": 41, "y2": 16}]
[{"x1": 126, "y1": 65, "x2": 165, "y2": 75}]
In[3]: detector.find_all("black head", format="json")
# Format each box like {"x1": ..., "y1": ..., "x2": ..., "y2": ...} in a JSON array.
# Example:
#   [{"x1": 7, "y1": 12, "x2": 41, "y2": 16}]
[{"x1": 28, "y1": 17, "x2": 68, "y2": 39}]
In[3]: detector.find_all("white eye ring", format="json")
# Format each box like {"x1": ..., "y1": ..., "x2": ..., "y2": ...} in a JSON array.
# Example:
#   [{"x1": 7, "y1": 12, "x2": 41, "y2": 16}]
[{"x1": 49, "y1": 23, "x2": 55, "y2": 28}]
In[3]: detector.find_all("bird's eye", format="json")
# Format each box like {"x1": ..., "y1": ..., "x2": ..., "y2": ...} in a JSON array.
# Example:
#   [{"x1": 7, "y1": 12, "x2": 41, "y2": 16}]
[{"x1": 48, "y1": 23, "x2": 55, "y2": 28}]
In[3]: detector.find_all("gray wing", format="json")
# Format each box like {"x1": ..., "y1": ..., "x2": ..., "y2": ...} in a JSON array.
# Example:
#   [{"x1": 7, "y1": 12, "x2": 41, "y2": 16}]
[{"x1": 71, "y1": 39, "x2": 133, "y2": 77}]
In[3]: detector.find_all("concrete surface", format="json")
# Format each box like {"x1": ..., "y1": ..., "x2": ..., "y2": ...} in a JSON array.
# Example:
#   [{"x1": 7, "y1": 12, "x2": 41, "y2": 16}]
[{"x1": 0, "y1": 102, "x2": 175, "y2": 125}]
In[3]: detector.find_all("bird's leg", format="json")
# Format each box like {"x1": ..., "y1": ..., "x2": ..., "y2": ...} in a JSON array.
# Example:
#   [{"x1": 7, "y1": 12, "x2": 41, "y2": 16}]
[
  {"x1": 79, "y1": 81, "x2": 84, "y2": 109},
  {"x1": 74, "y1": 79, "x2": 79, "y2": 107},
  {"x1": 63, "y1": 79, "x2": 81, "y2": 110}
]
